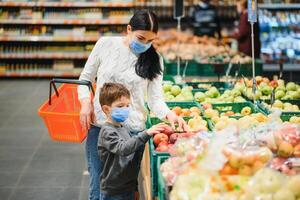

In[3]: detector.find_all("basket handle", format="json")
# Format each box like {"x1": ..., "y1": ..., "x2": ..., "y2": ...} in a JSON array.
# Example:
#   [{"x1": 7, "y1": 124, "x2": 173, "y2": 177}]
[{"x1": 49, "y1": 78, "x2": 95, "y2": 105}]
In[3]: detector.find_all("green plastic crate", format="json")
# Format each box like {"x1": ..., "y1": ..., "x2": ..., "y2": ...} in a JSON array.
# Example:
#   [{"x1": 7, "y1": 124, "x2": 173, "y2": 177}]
[
  {"x1": 164, "y1": 59, "x2": 203, "y2": 76},
  {"x1": 149, "y1": 138, "x2": 170, "y2": 197},
  {"x1": 184, "y1": 81, "x2": 233, "y2": 90},
  {"x1": 157, "y1": 156, "x2": 170, "y2": 200},
  {"x1": 228, "y1": 60, "x2": 263, "y2": 77},
  {"x1": 211, "y1": 102, "x2": 260, "y2": 115},
  {"x1": 163, "y1": 75, "x2": 175, "y2": 84}
]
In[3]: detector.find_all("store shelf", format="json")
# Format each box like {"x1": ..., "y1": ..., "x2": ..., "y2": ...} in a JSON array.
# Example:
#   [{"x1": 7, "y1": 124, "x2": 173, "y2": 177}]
[
  {"x1": 0, "y1": 1, "x2": 134, "y2": 8},
  {"x1": 0, "y1": 71, "x2": 80, "y2": 77},
  {"x1": 0, "y1": 19, "x2": 129, "y2": 25},
  {"x1": 0, "y1": 53, "x2": 89, "y2": 59},
  {"x1": 0, "y1": 35, "x2": 99, "y2": 42},
  {"x1": 258, "y1": 3, "x2": 300, "y2": 9}
]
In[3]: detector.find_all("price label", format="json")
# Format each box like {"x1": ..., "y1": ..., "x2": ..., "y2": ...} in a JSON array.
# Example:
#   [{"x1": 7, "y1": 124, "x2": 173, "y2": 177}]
[{"x1": 248, "y1": 0, "x2": 257, "y2": 23}]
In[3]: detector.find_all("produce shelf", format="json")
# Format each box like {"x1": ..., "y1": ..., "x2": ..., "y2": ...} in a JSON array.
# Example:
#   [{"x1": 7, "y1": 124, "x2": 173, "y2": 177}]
[
  {"x1": 0, "y1": 1, "x2": 134, "y2": 8},
  {"x1": 157, "y1": 156, "x2": 170, "y2": 200},
  {"x1": 0, "y1": 19, "x2": 129, "y2": 25},
  {"x1": 0, "y1": 36, "x2": 99, "y2": 42},
  {"x1": 0, "y1": 71, "x2": 80, "y2": 78},
  {"x1": 0, "y1": 53, "x2": 89, "y2": 59}
]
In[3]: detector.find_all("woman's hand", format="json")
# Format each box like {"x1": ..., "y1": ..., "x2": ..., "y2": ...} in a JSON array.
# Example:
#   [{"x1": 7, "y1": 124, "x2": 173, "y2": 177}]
[
  {"x1": 166, "y1": 112, "x2": 188, "y2": 132},
  {"x1": 80, "y1": 98, "x2": 94, "y2": 131}
]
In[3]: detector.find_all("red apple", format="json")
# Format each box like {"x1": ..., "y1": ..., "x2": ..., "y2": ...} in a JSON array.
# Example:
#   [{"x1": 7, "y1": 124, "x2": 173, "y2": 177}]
[
  {"x1": 202, "y1": 103, "x2": 212, "y2": 110},
  {"x1": 156, "y1": 144, "x2": 169, "y2": 152},
  {"x1": 269, "y1": 80, "x2": 278, "y2": 88},
  {"x1": 163, "y1": 126, "x2": 174, "y2": 136},
  {"x1": 153, "y1": 133, "x2": 168, "y2": 147},
  {"x1": 169, "y1": 133, "x2": 179, "y2": 144},
  {"x1": 294, "y1": 144, "x2": 300, "y2": 158}
]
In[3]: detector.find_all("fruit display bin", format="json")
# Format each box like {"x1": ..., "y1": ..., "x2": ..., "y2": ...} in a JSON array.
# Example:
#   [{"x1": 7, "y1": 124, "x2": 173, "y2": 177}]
[
  {"x1": 163, "y1": 75, "x2": 175, "y2": 83},
  {"x1": 163, "y1": 59, "x2": 206, "y2": 76},
  {"x1": 157, "y1": 156, "x2": 171, "y2": 200},
  {"x1": 147, "y1": 101, "x2": 203, "y2": 196},
  {"x1": 209, "y1": 102, "x2": 263, "y2": 119},
  {"x1": 149, "y1": 137, "x2": 170, "y2": 197},
  {"x1": 257, "y1": 100, "x2": 300, "y2": 116},
  {"x1": 184, "y1": 81, "x2": 233, "y2": 91}
]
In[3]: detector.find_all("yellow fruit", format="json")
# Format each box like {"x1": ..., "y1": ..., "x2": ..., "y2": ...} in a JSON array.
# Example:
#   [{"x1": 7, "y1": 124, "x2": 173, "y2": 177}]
[
  {"x1": 238, "y1": 165, "x2": 252, "y2": 176},
  {"x1": 212, "y1": 116, "x2": 220, "y2": 123},
  {"x1": 241, "y1": 106, "x2": 252, "y2": 116},
  {"x1": 204, "y1": 108, "x2": 219, "y2": 119},
  {"x1": 189, "y1": 106, "x2": 201, "y2": 115},
  {"x1": 215, "y1": 120, "x2": 228, "y2": 131},
  {"x1": 290, "y1": 116, "x2": 299, "y2": 124},
  {"x1": 253, "y1": 113, "x2": 268, "y2": 123}
]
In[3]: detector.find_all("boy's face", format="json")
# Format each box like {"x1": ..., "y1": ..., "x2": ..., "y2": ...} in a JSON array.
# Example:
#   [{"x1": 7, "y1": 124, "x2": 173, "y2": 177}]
[{"x1": 102, "y1": 96, "x2": 131, "y2": 120}]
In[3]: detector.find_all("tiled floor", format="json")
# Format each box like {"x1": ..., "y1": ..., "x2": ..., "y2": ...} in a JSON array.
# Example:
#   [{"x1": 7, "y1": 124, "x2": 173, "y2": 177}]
[{"x1": 0, "y1": 80, "x2": 88, "y2": 200}]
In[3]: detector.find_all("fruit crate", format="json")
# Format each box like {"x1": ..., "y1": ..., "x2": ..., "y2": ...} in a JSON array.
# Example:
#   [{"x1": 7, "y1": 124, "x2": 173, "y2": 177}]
[
  {"x1": 210, "y1": 102, "x2": 263, "y2": 119},
  {"x1": 184, "y1": 81, "x2": 233, "y2": 91},
  {"x1": 257, "y1": 100, "x2": 300, "y2": 116},
  {"x1": 163, "y1": 59, "x2": 205, "y2": 76},
  {"x1": 157, "y1": 156, "x2": 171, "y2": 200},
  {"x1": 149, "y1": 137, "x2": 170, "y2": 197},
  {"x1": 163, "y1": 75, "x2": 175, "y2": 84}
]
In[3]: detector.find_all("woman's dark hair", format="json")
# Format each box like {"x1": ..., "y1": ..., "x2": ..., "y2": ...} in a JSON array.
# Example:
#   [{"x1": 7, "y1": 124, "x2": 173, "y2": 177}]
[{"x1": 129, "y1": 10, "x2": 161, "y2": 81}]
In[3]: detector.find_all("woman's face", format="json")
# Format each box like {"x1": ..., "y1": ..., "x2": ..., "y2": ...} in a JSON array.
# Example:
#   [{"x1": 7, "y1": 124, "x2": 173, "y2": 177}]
[
  {"x1": 236, "y1": 2, "x2": 245, "y2": 14},
  {"x1": 127, "y1": 25, "x2": 157, "y2": 44}
]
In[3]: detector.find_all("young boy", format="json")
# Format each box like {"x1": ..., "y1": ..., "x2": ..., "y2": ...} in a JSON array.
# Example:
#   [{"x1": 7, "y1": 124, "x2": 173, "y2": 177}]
[{"x1": 98, "y1": 83, "x2": 168, "y2": 200}]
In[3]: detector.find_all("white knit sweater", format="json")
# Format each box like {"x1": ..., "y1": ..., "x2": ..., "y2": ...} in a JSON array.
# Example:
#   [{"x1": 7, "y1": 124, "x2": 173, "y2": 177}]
[{"x1": 78, "y1": 36, "x2": 170, "y2": 131}]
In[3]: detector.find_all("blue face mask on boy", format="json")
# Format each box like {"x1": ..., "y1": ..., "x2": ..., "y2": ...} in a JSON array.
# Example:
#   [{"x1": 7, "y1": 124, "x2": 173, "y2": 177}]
[
  {"x1": 111, "y1": 107, "x2": 130, "y2": 123},
  {"x1": 130, "y1": 39, "x2": 152, "y2": 54}
]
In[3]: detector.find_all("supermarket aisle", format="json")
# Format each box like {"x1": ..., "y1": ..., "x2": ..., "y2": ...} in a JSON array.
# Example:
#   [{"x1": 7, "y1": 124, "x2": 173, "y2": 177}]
[{"x1": 0, "y1": 80, "x2": 88, "y2": 200}]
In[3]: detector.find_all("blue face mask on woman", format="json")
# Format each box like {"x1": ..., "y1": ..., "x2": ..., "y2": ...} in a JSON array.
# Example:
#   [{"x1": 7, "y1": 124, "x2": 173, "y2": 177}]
[
  {"x1": 111, "y1": 107, "x2": 130, "y2": 123},
  {"x1": 130, "y1": 39, "x2": 152, "y2": 54}
]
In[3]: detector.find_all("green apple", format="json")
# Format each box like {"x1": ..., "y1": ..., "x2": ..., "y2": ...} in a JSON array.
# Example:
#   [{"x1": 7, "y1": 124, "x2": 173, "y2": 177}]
[
  {"x1": 275, "y1": 85, "x2": 286, "y2": 92},
  {"x1": 171, "y1": 85, "x2": 181, "y2": 96},
  {"x1": 234, "y1": 96, "x2": 246, "y2": 102},
  {"x1": 208, "y1": 87, "x2": 220, "y2": 98},
  {"x1": 275, "y1": 90, "x2": 285, "y2": 99},
  {"x1": 293, "y1": 105, "x2": 299, "y2": 111},
  {"x1": 273, "y1": 100, "x2": 284, "y2": 109},
  {"x1": 261, "y1": 85, "x2": 273, "y2": 96},
  {"x1": 290, "y1": 91, "x2": 300, "y2": 99},
  {"x1": 234, "y1": 83, "x2": 246, "y2": 92},
  {"x1": 163, "y1": 83, "x2": 172, "y2": 93},
  {"x1": 224, "y1": 90, "x2": 232, "y2": 96},
  {"x1": 282, "y1": 95, "x2": 293, "y2": 100},
  {"x1": 194, "y1": 92, "x2": 206, "y2": 102},
  {"x1": 231, "y1": 89, "x2": 241, "y2": 97},
  {"x1": 286, "y1": 82, "x2": 297, "y2": 91}
]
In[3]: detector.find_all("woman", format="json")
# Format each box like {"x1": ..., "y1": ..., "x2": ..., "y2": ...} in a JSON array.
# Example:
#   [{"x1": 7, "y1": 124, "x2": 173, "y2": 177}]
[{"x1": 78, "y1": 10, "x2": 186, "y2": 200}]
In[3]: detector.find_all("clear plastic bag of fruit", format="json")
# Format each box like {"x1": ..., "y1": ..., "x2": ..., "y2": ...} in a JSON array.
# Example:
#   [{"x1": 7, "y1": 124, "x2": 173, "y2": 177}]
[
  {"x1": 269, "y1": 157, "x2": 300, "y2": 175},
  {"x1": 169, "y1": 131, "x2": 211, "y2": 158}
]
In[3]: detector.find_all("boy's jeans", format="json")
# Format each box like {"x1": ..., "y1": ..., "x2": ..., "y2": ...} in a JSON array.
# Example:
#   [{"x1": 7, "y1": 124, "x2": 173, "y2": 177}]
[
  {"x1": 86, "y1": 125, "x2": 102, "y2": 200},
  {"x1": 86, "y1": 125, "x2": 145, "y2": 200},
  {"x1": 100, "y1": 191, "x2": 135, "y2": 200}
]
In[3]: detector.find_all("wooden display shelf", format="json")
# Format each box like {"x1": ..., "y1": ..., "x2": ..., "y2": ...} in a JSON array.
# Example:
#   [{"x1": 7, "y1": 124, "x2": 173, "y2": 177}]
[
  {"x1": 0, "y1": 53, "x2": 89, "y2": 59},
  {"x1": 0, "y1": 71, "x2": 80, "y2": 77},
  {"x1": 0, "y1": 19, "x2": 129, "y2": 25},
  {"x1": 0, "y1": 1, "x2": 134, "y2": 8},
  {"x1": 0, "y1": 35, "x2": 99, "y2": 42}
]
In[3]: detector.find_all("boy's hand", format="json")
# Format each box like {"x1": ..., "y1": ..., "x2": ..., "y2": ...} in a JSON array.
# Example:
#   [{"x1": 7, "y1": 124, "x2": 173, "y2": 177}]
[{"x1": 146, "y1": 123, "x2": 169, "y2": 136}]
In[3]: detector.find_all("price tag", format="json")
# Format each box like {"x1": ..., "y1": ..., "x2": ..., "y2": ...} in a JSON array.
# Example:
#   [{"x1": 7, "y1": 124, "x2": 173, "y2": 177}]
[{"x1": 248, "y1": 0, "x2": 257, "y2": 23}]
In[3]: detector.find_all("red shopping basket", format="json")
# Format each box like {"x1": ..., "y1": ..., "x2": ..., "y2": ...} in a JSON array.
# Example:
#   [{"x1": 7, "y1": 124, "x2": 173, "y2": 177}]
[{"x1": 38, "y1": 79, "x2": 94, "y2": 143}]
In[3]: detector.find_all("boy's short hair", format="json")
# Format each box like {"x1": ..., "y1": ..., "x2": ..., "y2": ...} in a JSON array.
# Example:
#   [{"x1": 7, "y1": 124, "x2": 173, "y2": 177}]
[{"x1": 99, "y1": 83, "x2": 130, "y2": 106}]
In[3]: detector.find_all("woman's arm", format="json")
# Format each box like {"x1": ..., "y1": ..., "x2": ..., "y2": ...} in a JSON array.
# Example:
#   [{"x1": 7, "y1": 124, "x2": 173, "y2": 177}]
[
  {"x1": 147, "y1": 56, "x2": 187, "y2": 131},
  {"x1": 77, "y1": 37, "x2": 106, "y2": 130}
]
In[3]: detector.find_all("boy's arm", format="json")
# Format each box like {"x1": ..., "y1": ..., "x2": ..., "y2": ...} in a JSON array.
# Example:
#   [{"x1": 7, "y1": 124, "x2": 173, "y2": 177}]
[{"x1": 101, "y1": 129, "x2": 151, "y2": 156}]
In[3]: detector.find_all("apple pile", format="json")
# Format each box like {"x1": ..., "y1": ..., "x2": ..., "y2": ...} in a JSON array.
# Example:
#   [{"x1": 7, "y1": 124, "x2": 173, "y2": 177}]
[
  {"x1": 262, "y1": 100, "x2": 300, "y2": 113},
  {"x1": 194, "y1": 88, "x2": 247, "y2": 104},
  {"x1": 171, "y1": 106, "x2": 201, "y2": 117},
  {"x1": 202, "y1": 103, "x2": 268, "y2": 131},
  {"x1": 163, "y1": 83, "x2": 194, "y2": 102},
  {"x1": 236, "y1": 76, "x2": 300, "y2": 101},
  {"x1": 153, "y1": 124, "x2": 195, "y2": 152},
  {"x1": 220, "y1": 146, "x2": 273, "y2": 176}
]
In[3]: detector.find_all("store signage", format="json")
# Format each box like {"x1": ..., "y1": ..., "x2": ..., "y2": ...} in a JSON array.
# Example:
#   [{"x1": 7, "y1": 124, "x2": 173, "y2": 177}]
[{"x1": 248, "y1": 0, "x2": 257, "y2": 23}]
